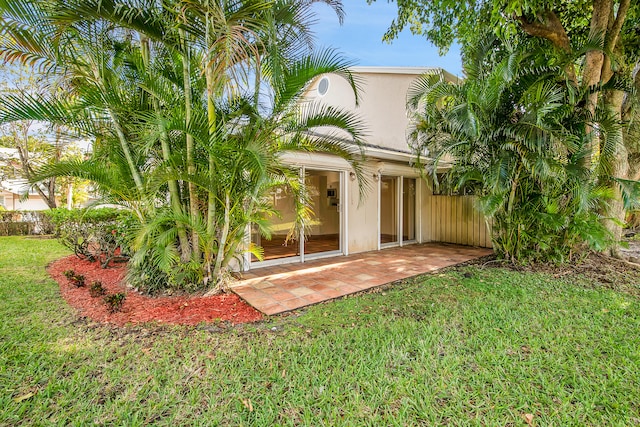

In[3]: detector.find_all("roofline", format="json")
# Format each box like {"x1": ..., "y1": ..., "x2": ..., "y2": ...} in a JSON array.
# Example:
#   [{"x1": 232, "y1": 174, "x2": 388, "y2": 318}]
[
  {"x1": 349, "y1": 66, "x2": 460, "y2": 83},
  {"x1": 363, "y1": 145, "x2": 414, "y2": 163}
]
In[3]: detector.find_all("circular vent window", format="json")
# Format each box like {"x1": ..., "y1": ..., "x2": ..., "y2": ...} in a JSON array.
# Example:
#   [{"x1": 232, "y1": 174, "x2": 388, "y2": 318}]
[{"x1": 317, "y1": 76, "x2": 330, "y2": 96}]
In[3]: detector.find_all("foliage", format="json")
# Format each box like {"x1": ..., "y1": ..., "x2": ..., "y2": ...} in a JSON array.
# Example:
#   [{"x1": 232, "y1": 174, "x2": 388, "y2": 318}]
[
  {"x1": 0, "y1": 210, "x2": 53, "y2": 235},
  {"x1": 46, "y1": 208, "x2": 133, "y2": 267},
  {"x1": 409, "y1": 35, "x2": 616, "y2": 262},
  {"x1": 0, "y1": 211, "x2": 54, "y2": 235},
  {"x1": 103, "y1": 292, "x2": 126, "y2": 313},
  {"x1": 0, "y1": 64, "x2": 91, "y2": 208},
  {"x1": 2, "y1": 236, "x2": 640, "y2": 425},
  {"x1": 125, "y1": 253, "x2": 171, "y2": 295},
  {"x1": 0, "y1": 0, "x2": 366, "y2": 292},
  {"x1": 89, "y1": 280, "x2": 106, "y2": 298},
  {"x1": 376, "y1": 0, "x2": 640, "y2": 256},
  {"x1": 368, "y1": 0, "x2": 639, "y2": 60},
  {"x1": 62, "y1": 269, "x2": 85, "y2": 287}
]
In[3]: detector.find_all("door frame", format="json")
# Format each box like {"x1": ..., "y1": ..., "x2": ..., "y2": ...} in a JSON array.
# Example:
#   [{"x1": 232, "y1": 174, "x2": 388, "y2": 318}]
[
  {"x1": 247, "y1": 167, "x2": 346, "y2": 270},
  {"x1": 378, "y1": 174, "x2": 419, "y2": 249}
]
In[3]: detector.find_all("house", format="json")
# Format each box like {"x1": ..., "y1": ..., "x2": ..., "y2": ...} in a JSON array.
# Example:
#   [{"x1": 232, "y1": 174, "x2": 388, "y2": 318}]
[
  {"x1": 0, "y1": 179, "x2": 55, "y2": 211},
  {"x1": 247, "y1": 66, "x2": 492, "y2": 270},
  {"x1": 0, "y1": 147, "x2": 63, "y2": 211}
]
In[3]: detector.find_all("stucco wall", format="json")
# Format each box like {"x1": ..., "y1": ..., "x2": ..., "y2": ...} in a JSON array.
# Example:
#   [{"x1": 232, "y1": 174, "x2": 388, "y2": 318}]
[
  {"x1": 346, "y1": 162, "x2": 379, "y2": 254},
  {"x1": 312, "y1": 72, "x2": 421, "y2": 153},
  {"x1": 0, "y1": 191, "x2": 11, "y2": 210},
  {"x1": 346, "y1": 160, "x2": 423, "y2": 254}
]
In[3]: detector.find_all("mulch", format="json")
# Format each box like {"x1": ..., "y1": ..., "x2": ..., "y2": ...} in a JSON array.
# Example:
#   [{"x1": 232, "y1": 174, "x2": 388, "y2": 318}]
[{"x1": 47, "y1": 255, "x2": 263, "y2": 326}]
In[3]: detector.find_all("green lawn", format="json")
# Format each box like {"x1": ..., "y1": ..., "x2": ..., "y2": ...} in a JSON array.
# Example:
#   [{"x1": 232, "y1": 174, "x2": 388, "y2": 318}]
[{"x1": 1, "y1": 236, "x2": 639, "y2": 426}]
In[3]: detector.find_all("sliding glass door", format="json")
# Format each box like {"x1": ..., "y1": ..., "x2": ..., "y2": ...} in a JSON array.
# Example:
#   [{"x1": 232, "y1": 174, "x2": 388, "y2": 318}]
[
  {"x1": 251, "y1": 185, "x2": 300, "y2": 262},
  {"x1": 402, "y1": 177, "x2": 417, "y2": 243},
  {"x1": 305, "y1": 170, "x2": 342, "y2": 256},
  {"x1": 380, "y1": 176, "x2": 398, "y2": 245},
  {"x1": 251, "y1": 169, "x2": 343, "y2": 266},
  {"x1": 380, "y1": 176, "x2": 417, "y2": 247}
]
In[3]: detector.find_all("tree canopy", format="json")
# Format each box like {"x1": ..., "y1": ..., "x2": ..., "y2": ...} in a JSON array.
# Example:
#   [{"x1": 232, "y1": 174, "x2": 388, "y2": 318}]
[{"x1": 375, "y1": 0, "x2": 640, "y2": 258}]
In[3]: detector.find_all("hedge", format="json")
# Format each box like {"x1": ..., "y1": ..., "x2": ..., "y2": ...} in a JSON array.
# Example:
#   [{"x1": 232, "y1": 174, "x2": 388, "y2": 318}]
[{"x1": 0, "y1": 211, "x2": 54, "y2": 236}]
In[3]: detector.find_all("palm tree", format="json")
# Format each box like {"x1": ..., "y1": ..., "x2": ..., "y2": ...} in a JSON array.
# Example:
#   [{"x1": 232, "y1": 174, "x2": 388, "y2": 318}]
[
  {"x1": 0, "y1": 0, "x2": 366, "y2": 291},
  {"x1": 408, "y1": 34, "x2": 618, "y2": 262}
]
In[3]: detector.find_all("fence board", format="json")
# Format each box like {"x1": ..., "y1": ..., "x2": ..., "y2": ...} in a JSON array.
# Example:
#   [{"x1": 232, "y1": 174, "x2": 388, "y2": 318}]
[{"x1": 423, "y1": 195, "x2": 492, "y2": 248}]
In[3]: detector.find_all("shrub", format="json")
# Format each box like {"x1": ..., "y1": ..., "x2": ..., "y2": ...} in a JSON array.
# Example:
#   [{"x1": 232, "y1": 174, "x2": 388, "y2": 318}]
[
  {"x1": 126, "y1": 252, "x2": 203, "y2": 295},
  {"x1": 63, "y1": 269, "x2": 85, "y2": 287},
  {"x1": 89, "y1": 281, "x2": 106, "y2": 297},
  {"x1": 0, "y1": 211, "x2": 53, "y2": 236},
  {"x1": 103, "y1": 293, "x2": 126, "y2": 313},
  {"x1": 46, "y1": 208, "x2": 136, "y2": 267}
]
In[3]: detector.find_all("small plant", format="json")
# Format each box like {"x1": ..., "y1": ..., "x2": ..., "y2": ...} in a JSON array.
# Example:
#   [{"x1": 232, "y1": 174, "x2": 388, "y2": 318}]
[
  {"x1": 89, "y1": 281, "x2": 106, "y2": 298},
  {"x1": 104, "y1": 292, "x2": 126, "y2": 313},
  {"x1": 63, "y1": 269, "x2": 85, "y2": 287}
]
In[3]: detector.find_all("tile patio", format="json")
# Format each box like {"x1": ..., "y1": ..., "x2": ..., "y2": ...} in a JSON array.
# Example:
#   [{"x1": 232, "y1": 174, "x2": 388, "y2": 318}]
[{"x1": 231, "y1": 243, "x2": 493, "y2": 315}]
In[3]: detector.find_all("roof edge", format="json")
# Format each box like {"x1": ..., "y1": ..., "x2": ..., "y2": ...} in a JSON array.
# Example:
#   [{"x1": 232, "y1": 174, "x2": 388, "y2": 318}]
[{"x1": 350, "y1": 66, "x2": 460, "y2": 82}]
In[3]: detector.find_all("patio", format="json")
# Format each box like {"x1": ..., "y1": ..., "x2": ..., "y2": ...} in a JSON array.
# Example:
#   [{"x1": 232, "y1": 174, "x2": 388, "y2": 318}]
[{"x1": 231, "y1": 243, "x2": 493, "y2": 315}]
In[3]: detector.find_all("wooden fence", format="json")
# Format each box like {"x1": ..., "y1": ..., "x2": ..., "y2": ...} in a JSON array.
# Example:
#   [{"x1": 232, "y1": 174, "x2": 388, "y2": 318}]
[{"x1": 423, "y1": 195, "x2": 492, "y2": 248}]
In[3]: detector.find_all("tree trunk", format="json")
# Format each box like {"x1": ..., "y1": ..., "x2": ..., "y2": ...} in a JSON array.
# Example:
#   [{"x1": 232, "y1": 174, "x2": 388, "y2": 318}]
[
  {"x1": 582, "y1": 0, "x2": 612, "y2": 166},
  {"x1": 106, "y1": 109, "x2": 143, "y2": 192},
  {"x1": 67, "y1": 182, "x2": 73, "y2": 209},
  {"x1": 212, "y1": 191, "x2": 231, "y2": 289},
  {"x1": 140, "y1": 36, "x2": 191, "y2": 262},
  {"x1": 603, "y1": 88, "x2": 629, "y2": 257},
  {"x1": 516, "y1": 10, "x2": 577, "y2": 85},
  {"x1": 180, "y1": 27, "x2": 201, "y2": 262},
  {"x1": 15, "y1": 140, "x2": 57, "y2": 208},
  {"x1": 597, "y1": 0, "x2": 632, "y2": 256},
  {"x1": 205, "y1": 66, "x2": 217, "y2": 236},
  {"x1": 628, "y1": 154, "x2": 640, "y2": 181}
]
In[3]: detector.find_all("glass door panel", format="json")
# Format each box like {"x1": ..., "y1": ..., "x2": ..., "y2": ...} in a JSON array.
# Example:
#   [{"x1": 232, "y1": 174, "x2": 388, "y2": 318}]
[
  {"x1": 380, "y1": 176, "x2": 398, "y2": 244},
  {"x1": 304, "y1": 170, "x2": 341, "y2": 255},
  {"x1": 402, "y1": 177, "x2": 416, "y2": 242},
  {"x1": 251, "y1": 185, "x2": 299, "y2": 262}
]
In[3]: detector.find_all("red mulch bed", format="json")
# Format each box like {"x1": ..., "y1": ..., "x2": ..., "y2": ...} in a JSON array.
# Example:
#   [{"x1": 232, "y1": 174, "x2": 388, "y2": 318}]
[{"x1": 48, "y1": 255, "x2": 263, "y2": 326}]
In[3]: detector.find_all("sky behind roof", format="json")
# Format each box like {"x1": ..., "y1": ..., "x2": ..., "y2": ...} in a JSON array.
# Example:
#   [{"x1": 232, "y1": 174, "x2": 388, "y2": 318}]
[{"x1": 310, "y1": 2, "x2": 463, "y2": 77}]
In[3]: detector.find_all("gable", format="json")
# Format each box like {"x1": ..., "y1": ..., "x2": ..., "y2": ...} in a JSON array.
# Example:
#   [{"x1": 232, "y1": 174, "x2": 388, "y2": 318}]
[{"x1": 308, "y1": 66, "x2": 458, "y2": 155}]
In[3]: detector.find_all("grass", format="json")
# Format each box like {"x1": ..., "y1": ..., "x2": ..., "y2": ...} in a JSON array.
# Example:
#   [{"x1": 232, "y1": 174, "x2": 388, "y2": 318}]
[{"x1": 1, "y1": 236, "x2": 639, "y2": 426}]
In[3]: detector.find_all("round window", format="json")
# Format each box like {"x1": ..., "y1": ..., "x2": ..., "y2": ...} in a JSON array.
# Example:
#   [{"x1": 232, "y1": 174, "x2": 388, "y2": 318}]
[{"x1": 317, "y1": 76, "x2": 330, "y2": 96}]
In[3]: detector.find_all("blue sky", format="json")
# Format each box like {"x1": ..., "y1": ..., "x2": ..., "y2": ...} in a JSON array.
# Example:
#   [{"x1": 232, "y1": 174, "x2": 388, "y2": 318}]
[{"x1": 310, "y1": 2, "x2": 463, "y2": 76}]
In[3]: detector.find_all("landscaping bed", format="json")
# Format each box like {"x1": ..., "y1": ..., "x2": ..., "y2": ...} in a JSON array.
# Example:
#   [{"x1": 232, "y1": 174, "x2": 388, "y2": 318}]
[{"x1": 47, "y1": 255, "x2": 262, "y2": 326}]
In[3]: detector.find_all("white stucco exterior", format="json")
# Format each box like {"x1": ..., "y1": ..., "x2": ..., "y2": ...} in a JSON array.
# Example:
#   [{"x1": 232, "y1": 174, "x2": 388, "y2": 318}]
[
  {"x1": 310, "y1": 66, "x2": 459, "y2": 153},
  {"x1": 0, "y1": 191, "x2": 51, "y2": 210}
]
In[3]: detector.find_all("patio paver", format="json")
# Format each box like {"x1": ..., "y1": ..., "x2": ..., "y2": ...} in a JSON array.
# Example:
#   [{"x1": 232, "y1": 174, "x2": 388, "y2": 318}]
[{"x1": 231, "y1": 243, "x2": 493, "y2": 315}]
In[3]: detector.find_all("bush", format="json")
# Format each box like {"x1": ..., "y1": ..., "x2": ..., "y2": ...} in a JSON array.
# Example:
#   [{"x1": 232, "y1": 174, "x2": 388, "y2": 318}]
[
  {"x1": 126, "y1": 252, "x2": 171, "y2": 295},
  {"x1": 103, "y1": 293, "x2": 126, "y2": 313},
  {"x1": 89, "y1": 281, "x2": 106, "y2": 297},
  {"x1": 0, "y1": 211, "x2": 53, "y2": 236},
  {"x1": 126, "y1": 251, "x2": 203, "y2": 295},
  {"x1": 46, "y1": 208, "x2": 136, "y2": 268},
  {"x1": 63, "y1": 269, "x2": 85, "y2": 287}
]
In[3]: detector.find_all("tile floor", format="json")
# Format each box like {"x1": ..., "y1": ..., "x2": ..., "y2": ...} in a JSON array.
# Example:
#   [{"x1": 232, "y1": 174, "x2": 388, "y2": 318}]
[{"x1": 231, "y1": 243, "x2": 493, "y2": 315}]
